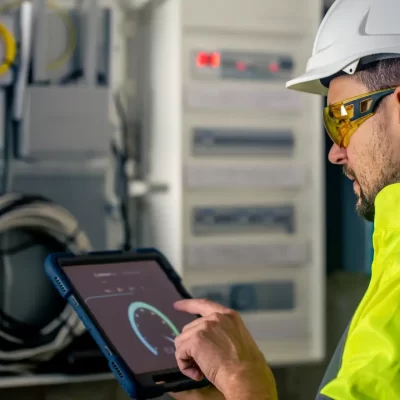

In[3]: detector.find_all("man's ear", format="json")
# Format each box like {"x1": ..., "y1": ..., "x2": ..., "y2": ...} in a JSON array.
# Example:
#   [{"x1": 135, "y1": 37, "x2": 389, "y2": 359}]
[{"x1": 394, "y1": 87, "x2": 400, "y2": 123}]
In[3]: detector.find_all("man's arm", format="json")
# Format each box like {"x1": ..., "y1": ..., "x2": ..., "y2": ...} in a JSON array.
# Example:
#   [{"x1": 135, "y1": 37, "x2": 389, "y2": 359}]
[
  {"x1": 221, "y1": 364, "x2": 277, "y2": 400},
  {"x1": 319, "y1": 252, "x2": 400, "y2": 399}
]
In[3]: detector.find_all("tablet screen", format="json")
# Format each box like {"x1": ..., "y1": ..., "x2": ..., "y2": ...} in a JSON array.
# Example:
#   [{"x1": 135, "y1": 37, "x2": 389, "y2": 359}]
[{"x1": 62, "y1": 259, "x2": 196, "y2": 374}]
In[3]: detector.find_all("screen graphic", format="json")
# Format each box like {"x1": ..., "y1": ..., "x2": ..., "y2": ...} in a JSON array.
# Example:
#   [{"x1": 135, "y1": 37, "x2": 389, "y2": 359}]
[
  {"x1": 128, "y1": 301, "x2": 180, "y2": 356},
  {"x1": 63, "y1": 260, "x2": 196, "y2": 374}
]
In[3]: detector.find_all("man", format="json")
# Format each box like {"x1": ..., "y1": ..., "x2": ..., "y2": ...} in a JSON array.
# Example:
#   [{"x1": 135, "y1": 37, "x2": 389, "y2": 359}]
[{"x1": 170, "y1": 0, "x2": 400, "y2": 399}]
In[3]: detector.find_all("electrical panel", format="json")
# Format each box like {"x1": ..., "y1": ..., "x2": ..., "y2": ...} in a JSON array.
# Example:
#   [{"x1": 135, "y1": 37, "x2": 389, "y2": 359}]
[
  {"x1": 22, "y1": 86, "x2": 111, "y2": 160},
  {"x1": 0, "y1": 0, "x2": 127, "y2": 239},
  {"x1": 143, "y1": 0, "x2": 324, "y2": 366},
  {"x1": 184, "y1": 85, "x2": 303, "y2": 112},
  {"x1": 192, "y1": 128, "x2": 295, "y2": 156},
  {"x1": 191, "y1": 50, "x2": 294, "y2": 81},
  {"x1": 0, "y1": 4, "x2": 116, "y2": 160},
  {"x1": 191, "y1": 281, "x2": 295, "y2": 312},
  {"x1": 186, "y1": 241, "x2": 309, "y2": 268},
  {"x1": 186, "y1": 162, "x2": 306, "y2": 189},
  {"x1": 11, "y1": 161, "x2": 107, "y2": 250},
  {"x1": 0, "y1": 1, "x2": 127, "y2": 249},
  {"x1": 192, "y1": 205, "x2": 295, "y2": 235},
  {"x1": 25, "y1": 7, "x2": 112, "y2": 160}
]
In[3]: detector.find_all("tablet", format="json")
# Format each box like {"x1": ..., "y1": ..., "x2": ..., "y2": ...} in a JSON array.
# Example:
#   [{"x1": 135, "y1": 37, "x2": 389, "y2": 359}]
[{"x1": 44, "y1": 249, "x2": 209, "y2": 399}]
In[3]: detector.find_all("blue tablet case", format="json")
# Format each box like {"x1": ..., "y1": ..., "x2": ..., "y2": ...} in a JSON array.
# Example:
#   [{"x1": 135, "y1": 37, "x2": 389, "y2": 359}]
[{"x1": 44, "y1": 248, "x2": 202, "y2": 399}]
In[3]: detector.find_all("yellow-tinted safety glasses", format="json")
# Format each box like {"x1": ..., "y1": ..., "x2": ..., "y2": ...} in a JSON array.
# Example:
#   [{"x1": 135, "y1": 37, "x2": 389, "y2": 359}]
[{"x1": 323, "y1": 87, "x2": 396, "y2": 148}]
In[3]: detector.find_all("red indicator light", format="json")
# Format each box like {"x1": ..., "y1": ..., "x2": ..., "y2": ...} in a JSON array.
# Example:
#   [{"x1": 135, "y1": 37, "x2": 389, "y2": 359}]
[
  {"x1": 196, "y1": 51, "x2": 221, "y2": 68},
  {"x1": 196, "y1": 52, "x2": 210, "y2": 68},
  {"x1": 236, "y1": 61, "x2": 247, "y2": 71},
  {"x1": 210, "y1": 52, "x2": 221, "y2": 68},
  {"x1": 269, "y1": 62, "x2": 280, "y2": 73}
]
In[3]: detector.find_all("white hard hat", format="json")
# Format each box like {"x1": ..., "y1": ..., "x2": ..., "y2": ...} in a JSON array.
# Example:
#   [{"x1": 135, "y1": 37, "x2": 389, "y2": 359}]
[{"x1": 286, "y1": 0, "x2": 400, "y2": 95}]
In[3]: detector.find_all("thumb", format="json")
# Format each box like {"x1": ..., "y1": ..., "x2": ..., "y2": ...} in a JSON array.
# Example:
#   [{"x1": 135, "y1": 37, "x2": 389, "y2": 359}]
[{"x1": 181, "y1": 366, "x2": 204, "y2": 382}]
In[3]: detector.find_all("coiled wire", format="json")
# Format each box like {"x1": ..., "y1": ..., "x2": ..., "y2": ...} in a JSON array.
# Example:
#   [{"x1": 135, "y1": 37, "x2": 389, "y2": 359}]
[
  {"x1": 0, "y1": 21, "x2": 17, "y2": 77},
  {"x1": 0, "y1": 193, "x2": 91, "y2": 371},
  {"x1": 0, "y1": 0, "x2": 77, "y2": 74}
]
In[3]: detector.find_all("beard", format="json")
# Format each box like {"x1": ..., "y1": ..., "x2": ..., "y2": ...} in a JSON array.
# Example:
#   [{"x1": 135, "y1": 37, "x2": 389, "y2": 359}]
[
  {"x1": 343, "y1": 164, "x2": 375, "y2": 221},
  {"x1": 343, "y1": 115, "x2": 400, "y2": 222},
  {"x1": 356, "y1": 185, "x2": 375, "y2": 222},
  {"x1": 344, "y1": 163, "x2": 400, "y2": 222}
]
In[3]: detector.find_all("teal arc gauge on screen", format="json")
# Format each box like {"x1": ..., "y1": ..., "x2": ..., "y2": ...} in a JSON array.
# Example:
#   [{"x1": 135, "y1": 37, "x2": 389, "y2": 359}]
[{"x1": 128, "y1": 301, "x2": 180, "y2": 356}]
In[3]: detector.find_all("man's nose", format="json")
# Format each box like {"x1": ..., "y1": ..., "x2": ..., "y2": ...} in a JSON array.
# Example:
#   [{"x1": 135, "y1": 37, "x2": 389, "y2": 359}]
[{"x1": 328, "y1": 143, "x2": 348, "y2": 165}]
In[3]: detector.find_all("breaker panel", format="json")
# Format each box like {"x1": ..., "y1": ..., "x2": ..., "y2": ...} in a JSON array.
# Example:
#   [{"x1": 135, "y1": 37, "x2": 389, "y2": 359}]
[
  {"x1": 0, "y1": 1, "x2": 126, "y2": 250},
  {"x1": 192, "y1": 205, "x2": 295, "y2": 235},
  {"x1": 192, "y1": 128, "x2": 295, "y2": 156},
  {"x1": 143, "y1": 0, "x2": 324, "y2": 365},
  {"x1": 191, "y1": 50, "x2": 295, "y2": 81},
  {"x1": 0, "y1": 2, "x2": 116, "y2": 161}
]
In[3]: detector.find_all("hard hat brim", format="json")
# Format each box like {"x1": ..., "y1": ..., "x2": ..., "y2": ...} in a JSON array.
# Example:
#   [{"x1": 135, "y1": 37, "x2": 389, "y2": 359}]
[{"x1": 286, "y1": 70, "x2": 329, "y2": 96}]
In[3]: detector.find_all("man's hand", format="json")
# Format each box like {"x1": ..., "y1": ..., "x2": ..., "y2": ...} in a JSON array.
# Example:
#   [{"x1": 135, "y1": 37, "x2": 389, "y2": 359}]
[{"x1": 173, "y1": 299, "x2": 277, "y2": 400}]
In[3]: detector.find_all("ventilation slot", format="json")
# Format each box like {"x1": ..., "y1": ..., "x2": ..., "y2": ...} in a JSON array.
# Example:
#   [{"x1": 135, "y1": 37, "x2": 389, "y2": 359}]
[
  {"x1": 111, "y1": 362, "x2": 124, "y2": 379},
  {"x1": 54, "y1": 277, "x2": 67, "y2": 292}
]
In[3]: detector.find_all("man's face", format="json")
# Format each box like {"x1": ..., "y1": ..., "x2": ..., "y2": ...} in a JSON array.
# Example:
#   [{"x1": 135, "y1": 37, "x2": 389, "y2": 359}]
[{"x1": 327, "y1": 76, "x2": 400, "y2": 221}]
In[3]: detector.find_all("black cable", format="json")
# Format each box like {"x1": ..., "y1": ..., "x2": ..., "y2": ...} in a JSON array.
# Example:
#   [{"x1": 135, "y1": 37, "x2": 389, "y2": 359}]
[
  {"x1": 113, "y1": 92, "x2": 132, "y2": 251},
  {"x1": 2, "y1": 86, "x2": 14, "y2": 194}
]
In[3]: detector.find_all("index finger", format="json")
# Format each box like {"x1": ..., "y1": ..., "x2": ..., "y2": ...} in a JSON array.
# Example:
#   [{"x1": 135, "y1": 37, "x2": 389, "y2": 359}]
[{"x1": 174, "y1": 298, "x2": 231, "y2": 316}]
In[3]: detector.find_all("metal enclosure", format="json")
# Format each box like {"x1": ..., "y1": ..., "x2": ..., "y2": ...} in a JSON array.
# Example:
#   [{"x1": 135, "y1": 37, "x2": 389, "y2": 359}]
[
  {"x1": 142, "y1": 0, "x2": 325, "y2": 365},
  {"x1": 0, "y1": 1, "x2": 127, "y2": 251},
  {"x1": 0, "y1": 161, "x2": 107, "y2": 327},
  {"x1": 0, "y1": 1, "x2": 127, "y2": 330}
]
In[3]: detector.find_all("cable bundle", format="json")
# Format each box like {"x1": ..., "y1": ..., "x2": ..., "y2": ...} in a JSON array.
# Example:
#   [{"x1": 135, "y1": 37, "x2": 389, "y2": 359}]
[{"x1": 0, "y1": 193, "x2": 91, "y2": 372}]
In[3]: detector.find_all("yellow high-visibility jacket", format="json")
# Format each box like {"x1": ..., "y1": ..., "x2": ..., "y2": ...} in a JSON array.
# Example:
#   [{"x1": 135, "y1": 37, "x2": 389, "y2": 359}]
[{"x1": 318, "y1": 183, "x2": 400, "y2": 399}]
